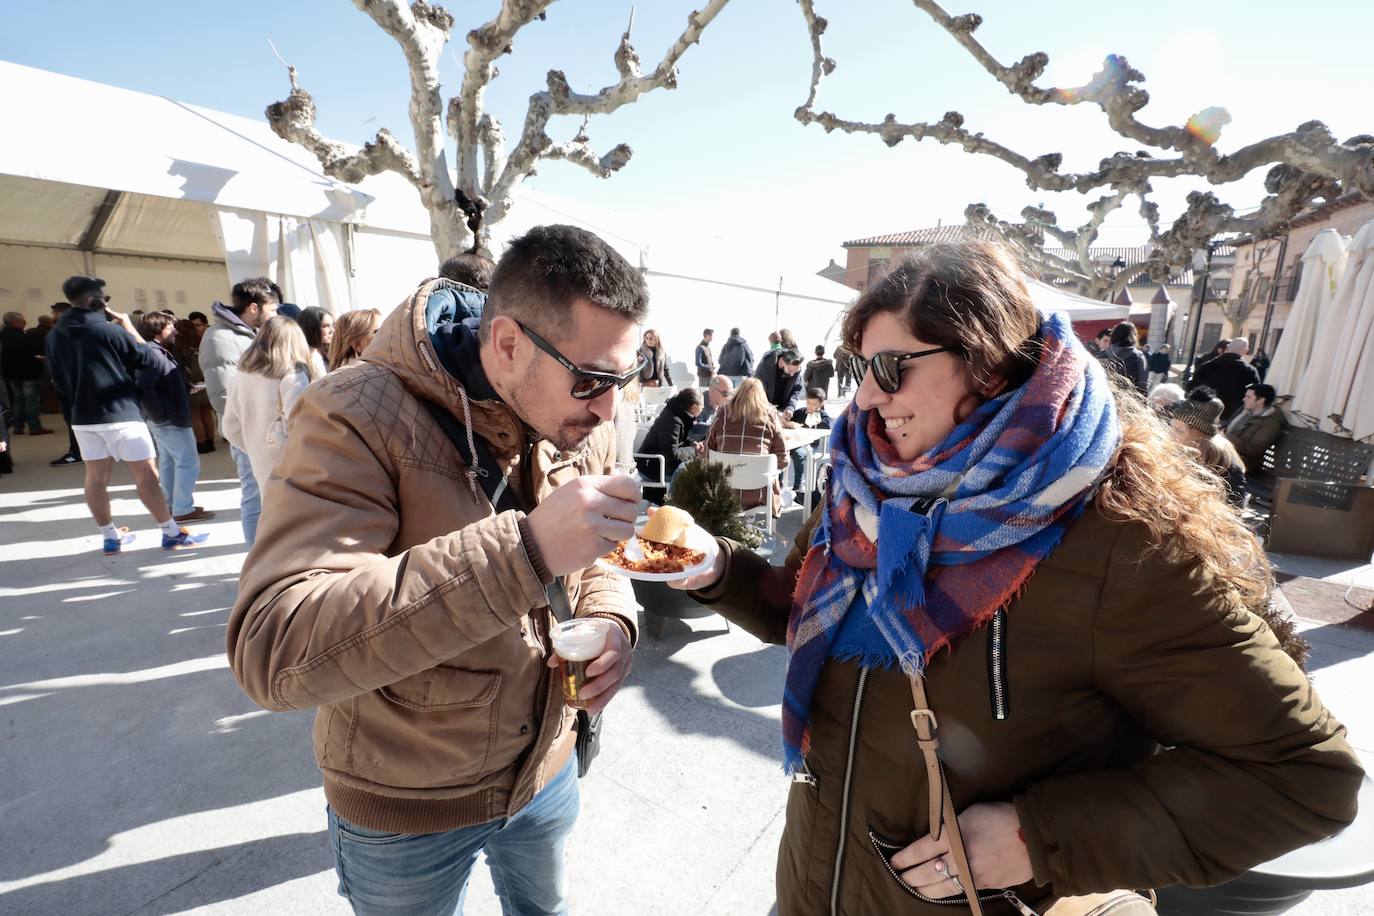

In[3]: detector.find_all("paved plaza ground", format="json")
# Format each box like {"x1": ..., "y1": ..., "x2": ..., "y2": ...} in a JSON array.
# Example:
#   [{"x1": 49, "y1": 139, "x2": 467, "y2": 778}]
[{"x1": 1, "y1": 429, "x2": 1371, "y2": 915}]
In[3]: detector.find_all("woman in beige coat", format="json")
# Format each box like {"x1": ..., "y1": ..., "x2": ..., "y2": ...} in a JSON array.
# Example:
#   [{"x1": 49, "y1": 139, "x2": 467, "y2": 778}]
[{"x1": 222, "y1": 316, "x2": 318, "y2": 490}]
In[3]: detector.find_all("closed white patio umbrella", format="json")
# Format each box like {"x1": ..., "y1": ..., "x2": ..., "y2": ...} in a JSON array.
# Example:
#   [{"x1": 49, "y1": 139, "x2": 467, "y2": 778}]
[
  {"x1": 1266, "y1": 229, "x2": 1348, "y2": 399},
  {"x1": 1290, "y1": 218, "x2": 1374, "y2": 432},
  {"x1": 1322, "y1": 218, "x2": 1374, "y2": 440}
]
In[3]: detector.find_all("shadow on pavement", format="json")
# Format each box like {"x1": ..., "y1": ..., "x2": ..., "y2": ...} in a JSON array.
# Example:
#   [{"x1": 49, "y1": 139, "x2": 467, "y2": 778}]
[{"x1": 0, "y1": 832, "x2": 331, "y2": 916}]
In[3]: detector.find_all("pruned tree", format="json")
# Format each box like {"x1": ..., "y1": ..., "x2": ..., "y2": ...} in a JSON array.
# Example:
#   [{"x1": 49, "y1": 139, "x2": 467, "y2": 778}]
[
  {"x1": 266, "y1": 0, "x2": 730, "y2": 258},
  {"x1": 1220, "y1": 237, "x2": 1280, "y2": 337},
  {"x1": 795, "y1": 0, "x2": 1374, "y2": 297}
]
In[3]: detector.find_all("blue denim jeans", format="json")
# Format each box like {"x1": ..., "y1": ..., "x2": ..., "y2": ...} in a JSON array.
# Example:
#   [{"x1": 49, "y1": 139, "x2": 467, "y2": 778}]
[
  {"x1": 327, "y1": 758, "x2": 579, "y2": 916},
  {"x1": 149, "y1": 422, "x2": 200, "y2": 516},
  {"x1": 230, "y1": 445, "x2": 260, "y2": 546},
  {"x1": 7, "y1": 379, "x2": 45, "y2": 432}
]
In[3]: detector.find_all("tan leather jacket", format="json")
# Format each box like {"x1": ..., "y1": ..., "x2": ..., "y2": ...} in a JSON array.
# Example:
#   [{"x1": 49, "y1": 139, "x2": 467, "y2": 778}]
[{"x1": 227, "y1": 278, "x2": 637, "y2": 835}]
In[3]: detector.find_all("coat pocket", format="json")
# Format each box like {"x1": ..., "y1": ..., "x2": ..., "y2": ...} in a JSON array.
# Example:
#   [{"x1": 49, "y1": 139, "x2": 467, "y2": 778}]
[{"x1": 345, "y1": 667, "x2": 502, "y2": 788}]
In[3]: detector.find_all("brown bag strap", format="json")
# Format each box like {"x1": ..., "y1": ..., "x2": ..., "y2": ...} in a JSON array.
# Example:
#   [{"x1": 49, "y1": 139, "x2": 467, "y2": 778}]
[{"x1": 910, "y1": 675, "x2": 986, "y2": 916}]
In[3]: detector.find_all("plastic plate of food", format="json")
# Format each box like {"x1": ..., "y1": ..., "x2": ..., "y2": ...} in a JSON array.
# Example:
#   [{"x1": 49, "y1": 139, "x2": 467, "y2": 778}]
[{"x1": 596, "y1": 506, "x2": 719, "y2": 582}]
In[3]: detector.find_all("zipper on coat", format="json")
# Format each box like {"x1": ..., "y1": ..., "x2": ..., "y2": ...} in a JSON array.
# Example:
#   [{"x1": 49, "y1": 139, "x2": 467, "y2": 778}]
[
  {"x1": 988, "y1": 607, "x2": 1009, "y2": 721},
  {"x1": 829, "y1": 666, "x2": 869, "y2": 916}
]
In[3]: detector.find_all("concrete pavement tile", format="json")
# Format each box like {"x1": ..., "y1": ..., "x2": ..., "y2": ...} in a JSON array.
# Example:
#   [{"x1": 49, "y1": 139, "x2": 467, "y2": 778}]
[{"x1": 695, "y1": 805, "x2": 785, "y2": 916}]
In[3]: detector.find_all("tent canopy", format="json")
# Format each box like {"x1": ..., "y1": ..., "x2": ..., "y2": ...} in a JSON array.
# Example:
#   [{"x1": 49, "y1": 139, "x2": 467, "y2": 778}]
[{"x1": 0, "y1": 60, "x2": 374, "y2": 225}]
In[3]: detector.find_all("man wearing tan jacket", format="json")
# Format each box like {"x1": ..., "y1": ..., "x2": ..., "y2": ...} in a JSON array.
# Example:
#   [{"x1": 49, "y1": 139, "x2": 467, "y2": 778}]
[{"x1": 228, "y1": 225, "x2": 647, "y2": 915}]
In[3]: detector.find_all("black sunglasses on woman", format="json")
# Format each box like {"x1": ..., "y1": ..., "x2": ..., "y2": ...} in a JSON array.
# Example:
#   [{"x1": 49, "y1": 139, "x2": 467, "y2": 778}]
[
  {"x1": 517, "y1": 321, "x2": 647, "y2": 400},
  {"x1": 857, "y1": 345, "x2": 960, "y2": 394}
]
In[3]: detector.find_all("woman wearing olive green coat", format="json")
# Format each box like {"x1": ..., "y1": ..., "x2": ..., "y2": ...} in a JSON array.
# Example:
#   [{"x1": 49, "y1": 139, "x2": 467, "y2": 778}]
[{"x1": 674, "y1": 240, "x2": 1361, "y2": 916}]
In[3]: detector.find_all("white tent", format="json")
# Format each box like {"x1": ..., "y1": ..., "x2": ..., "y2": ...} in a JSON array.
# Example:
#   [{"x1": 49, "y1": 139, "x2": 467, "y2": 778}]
[
  {"x1": 1267, "y1": 228, "x2": 1349, "y2": 399},
  {"x1": 0, "y1": 59, "x2": 434, "y2": 319}
]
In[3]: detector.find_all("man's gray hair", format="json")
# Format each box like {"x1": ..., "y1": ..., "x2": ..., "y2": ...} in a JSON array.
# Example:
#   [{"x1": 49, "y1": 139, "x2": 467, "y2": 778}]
[
  {"x1": 2, "y1": 311, "x2": 23, "y2": 327},
  {"x1": 1229, "y1": 337, "x2": 1250, "y2": 354}
]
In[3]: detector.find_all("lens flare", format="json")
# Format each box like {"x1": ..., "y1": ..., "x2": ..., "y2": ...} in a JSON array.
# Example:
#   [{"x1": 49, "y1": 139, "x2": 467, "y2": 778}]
[{"x1": 1186, "y1": 106, "x2": 1231, "y2": 145}]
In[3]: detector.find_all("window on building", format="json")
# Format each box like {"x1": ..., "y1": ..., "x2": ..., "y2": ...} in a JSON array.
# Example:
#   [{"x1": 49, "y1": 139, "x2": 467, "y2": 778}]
[
  {"x1": 1288, "y1": 261, "x2": 1304, "y2": 300},
  {"x1": 1200, "y1": 323, "x2": 1224, "y2": 355},
  {"x1": 1247, "y1": 332, "x2": 1257, "y2": 352}
]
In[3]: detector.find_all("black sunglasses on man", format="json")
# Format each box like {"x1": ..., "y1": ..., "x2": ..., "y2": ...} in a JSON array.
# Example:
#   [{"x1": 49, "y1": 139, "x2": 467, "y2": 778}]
[{"x1": 517, "y1": 321, "x2": 646, "y2": 400}]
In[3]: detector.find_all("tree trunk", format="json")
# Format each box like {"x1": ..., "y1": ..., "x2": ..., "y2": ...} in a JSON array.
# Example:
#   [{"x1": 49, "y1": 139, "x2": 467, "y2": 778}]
[{"x1": 426, "y1": 198, "x2": 470, "y2": 264}]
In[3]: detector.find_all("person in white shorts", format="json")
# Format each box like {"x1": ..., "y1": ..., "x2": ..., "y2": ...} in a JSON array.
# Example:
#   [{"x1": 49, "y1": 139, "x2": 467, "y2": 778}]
[{"x1": 45, "y1": 276, "x2": 208, "y2": 555}]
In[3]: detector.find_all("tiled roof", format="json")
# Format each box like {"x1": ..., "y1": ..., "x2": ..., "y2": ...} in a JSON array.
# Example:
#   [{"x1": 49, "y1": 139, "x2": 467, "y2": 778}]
[
  {"x1": 1044, "y1": 246, "x2": 1196, "y2": 286},
  {"x1": 842, "y1": 225, "x2": 996, "y2": 247}
]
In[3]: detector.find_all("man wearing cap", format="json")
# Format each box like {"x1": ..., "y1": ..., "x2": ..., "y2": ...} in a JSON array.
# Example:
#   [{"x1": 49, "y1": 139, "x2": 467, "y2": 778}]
[
  {"x1": 45, "y1": 277, "x2": 209, "y2": 554},
  {"x1": 1225, "y1": 383, "x2": 1286, "y2": 473}
]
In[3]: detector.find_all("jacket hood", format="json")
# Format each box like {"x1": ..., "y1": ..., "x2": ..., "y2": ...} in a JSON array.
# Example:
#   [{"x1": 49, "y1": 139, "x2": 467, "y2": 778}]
[
  {"x1": 53, "y1": 305, "x2": 101, "y2": 340},
  {"x1": 366, "y1": 278, "x2": 526, "y2": 455},
  {"x1": 211, "y1": 301, "x2": 256, "y2": 337}
]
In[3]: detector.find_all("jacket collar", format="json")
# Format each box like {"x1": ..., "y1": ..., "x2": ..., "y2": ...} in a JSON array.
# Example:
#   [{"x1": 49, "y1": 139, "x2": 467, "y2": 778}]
[
  {"x1": 211, "y1": 301, "x2": 256, "y2": 337},
  {"x1": 366, "y1": 277, "x2": 529, "y2": 458}
]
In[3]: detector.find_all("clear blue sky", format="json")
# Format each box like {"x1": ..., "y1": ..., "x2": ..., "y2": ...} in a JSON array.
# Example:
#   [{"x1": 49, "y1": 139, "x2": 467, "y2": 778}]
[{"x1": 4, "y1": 0, "x2": 1372, "y2": 272}]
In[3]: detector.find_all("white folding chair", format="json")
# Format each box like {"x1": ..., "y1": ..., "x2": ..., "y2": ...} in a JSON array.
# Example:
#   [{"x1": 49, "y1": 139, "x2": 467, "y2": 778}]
[
  {"x1": 636, "y1": 386, "x2": 676, "y2": 422},
  {"x1": 708, "y1": 450, "x2": 780, "y2": 539}
]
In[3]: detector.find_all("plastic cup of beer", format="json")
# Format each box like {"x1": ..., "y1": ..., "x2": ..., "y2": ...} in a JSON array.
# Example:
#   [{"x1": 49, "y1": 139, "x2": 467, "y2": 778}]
[{"x1": 550, "y1": 618, "x2": 611, "y2": 709}]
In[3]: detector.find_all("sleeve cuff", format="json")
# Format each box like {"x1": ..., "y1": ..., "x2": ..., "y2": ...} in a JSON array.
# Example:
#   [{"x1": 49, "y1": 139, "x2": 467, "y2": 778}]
[
  {"x1": 1013, "y1": 790, "x2": 1057, "y2": 889},
  {"x1": 517, "y1": 514, "x2": 555, "y2": 586},
  {"x1": 687, "y1": 538, "x2": 735, "y2": 604},
  {"x1": 585, "y1": 611, "x2": 636, "y2": 649}
]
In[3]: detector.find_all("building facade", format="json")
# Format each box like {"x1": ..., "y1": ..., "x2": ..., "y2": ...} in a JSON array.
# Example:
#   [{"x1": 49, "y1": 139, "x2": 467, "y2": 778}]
[{"x1": 1224, "y1": 194, "x2": 1374, "y2": 360}]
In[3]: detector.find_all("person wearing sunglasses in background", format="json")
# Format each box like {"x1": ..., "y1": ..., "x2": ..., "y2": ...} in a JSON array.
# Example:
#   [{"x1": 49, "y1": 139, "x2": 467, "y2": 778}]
[
  {"x1": 670, "y1": 239, "x2": 1359, "y2": 915},
  {"x1": 228, "y1": 225, "x2": 646, "y2": 915}
]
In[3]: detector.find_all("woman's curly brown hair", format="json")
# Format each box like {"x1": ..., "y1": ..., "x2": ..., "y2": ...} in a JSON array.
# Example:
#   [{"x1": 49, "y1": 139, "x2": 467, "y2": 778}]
[{"x1": 1099, "y1": 371, "x2": 1305, "y2": 665}]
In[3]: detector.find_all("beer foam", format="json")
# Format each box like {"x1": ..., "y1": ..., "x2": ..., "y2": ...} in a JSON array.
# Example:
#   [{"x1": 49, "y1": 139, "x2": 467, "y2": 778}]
[{"x1": 551, "y1": 618, "x2": 610, "y2": 661}]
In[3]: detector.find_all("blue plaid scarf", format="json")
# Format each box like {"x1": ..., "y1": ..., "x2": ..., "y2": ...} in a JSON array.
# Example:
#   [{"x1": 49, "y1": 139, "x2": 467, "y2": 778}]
[{"x1": 782, "y1": 310, "x2": 1120, "y2": 771}]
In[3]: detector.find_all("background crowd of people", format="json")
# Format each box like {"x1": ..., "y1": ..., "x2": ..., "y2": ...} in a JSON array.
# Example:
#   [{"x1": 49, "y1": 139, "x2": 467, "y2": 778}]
[{"x1": 0, "y1": 270, "x2": 417, "y2": 554}]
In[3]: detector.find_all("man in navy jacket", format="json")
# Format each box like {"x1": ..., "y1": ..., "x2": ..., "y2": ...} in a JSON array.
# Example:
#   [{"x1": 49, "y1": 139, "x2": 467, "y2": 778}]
[{"x1": 46, "y1": 277, "x2": 208, "y2": 554}]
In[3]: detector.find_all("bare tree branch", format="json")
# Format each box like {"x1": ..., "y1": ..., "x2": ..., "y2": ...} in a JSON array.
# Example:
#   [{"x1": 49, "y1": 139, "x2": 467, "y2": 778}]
[
  {"x1": 267, "y1": 74, "x2": 423, "y2": 187},
  {"x1": 796, "y1": 0, "x2": 1374, "y2": 295},
  {"x1": 456, "y1": 0, "x2": 557, "y2": 198},
  {"x1": 485, "y1": 0, "x2": 732, "y2": 233},
  {"x1": 268, "y1": 0, "x2": 729, "y2": 259}
]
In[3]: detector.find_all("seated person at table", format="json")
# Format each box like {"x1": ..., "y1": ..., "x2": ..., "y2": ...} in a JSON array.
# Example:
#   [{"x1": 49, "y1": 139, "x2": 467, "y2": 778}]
[
  {"x1": 636, "y1": 387, "x2": 704, "y2": 503},
  {"x1": 786, "y1": 387, "x2": 832, "y2": 494},
  {"x1": 705, "y1": 378, "x2": 788, "y2": 517}
]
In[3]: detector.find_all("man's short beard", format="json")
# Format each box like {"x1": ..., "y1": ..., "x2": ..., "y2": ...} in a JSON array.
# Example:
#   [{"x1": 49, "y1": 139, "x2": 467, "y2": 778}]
[{"x1": 505, "y1": 371, "x2": 599, "y2": 452}]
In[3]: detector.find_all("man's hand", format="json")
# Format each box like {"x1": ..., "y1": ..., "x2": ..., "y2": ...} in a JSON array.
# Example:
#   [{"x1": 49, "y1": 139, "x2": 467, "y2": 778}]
[
  {"x1": 526, "y1": 475, "x2": 641, "y2": 577},
  {"x1": 889, "y1": 802, "x2": 1032, "y2": 898},
  {"x1": 104, "y1": 308, "x2": 145, "y2": 343},
  {"x1": 546, "y1": 621, "x2": 631, "y2": 714}
]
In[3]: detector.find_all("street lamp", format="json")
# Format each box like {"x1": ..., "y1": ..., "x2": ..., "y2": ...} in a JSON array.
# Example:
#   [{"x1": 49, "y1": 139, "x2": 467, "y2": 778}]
[{"x1": 1182, "y1": 245, "x2": 1215, "y2": 384}]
